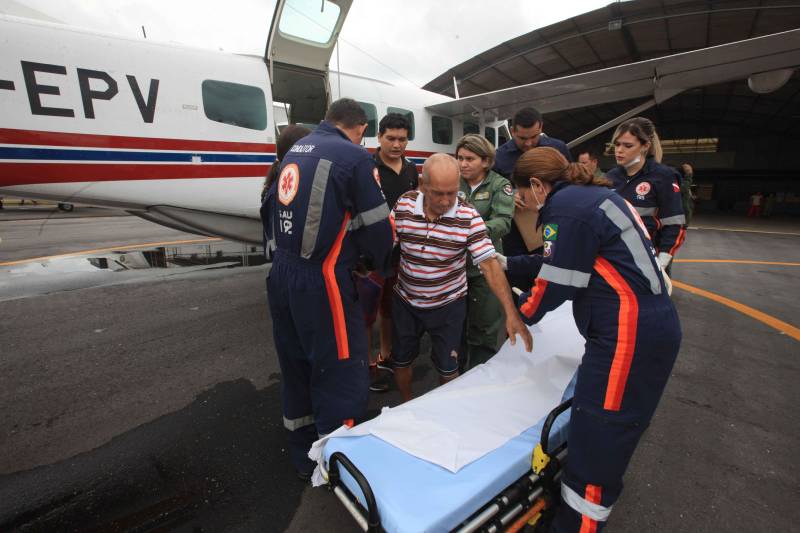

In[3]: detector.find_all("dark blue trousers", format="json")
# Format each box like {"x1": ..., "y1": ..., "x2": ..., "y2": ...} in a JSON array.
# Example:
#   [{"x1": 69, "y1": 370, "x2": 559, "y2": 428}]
[
  {"x1": 552, "y1": 297, "x2": 681, "y2": 532},
  {"x1": 267, "y1": 251, "x2": 369, "y2": 474}
]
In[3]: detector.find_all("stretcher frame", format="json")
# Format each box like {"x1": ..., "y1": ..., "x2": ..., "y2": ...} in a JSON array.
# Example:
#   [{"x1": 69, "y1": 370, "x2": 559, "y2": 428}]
[{"x1": 321, "y1": 398, "x2": 573, "y2": 533}]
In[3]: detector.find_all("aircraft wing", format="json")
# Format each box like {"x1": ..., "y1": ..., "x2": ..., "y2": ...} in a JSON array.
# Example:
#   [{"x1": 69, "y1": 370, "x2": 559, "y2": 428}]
[{"x1": 426, "y1": 29, "x2": 800, "y2": 118}]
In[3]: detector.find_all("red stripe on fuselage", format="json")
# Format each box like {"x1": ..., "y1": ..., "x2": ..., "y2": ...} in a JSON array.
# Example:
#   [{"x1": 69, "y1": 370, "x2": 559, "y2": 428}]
[
  {"x1": 0, "y1": 128, "x2": 273, "y2": 152},
  {"x1": 0, "y1": 162, "x2": 270, "y2": 186}
]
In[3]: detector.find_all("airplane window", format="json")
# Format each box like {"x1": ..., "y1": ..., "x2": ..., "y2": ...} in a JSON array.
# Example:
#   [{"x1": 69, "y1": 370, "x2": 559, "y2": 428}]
[
  {"x1": 279, "y1": 0, "x2": 341, "y2": 45},
  {"x1": 202, "y1": 80, "x2": 267, "y2": 131},
  {"x1": 358, "y1": 101, "x2": 377, "y2": 137},
  {"x1": 484, "y1": 127, "x2": 496, "y2": 146},
  {"x1": 432, "y1": 116, "x2": 453, "y2": 145},
  {"x1": 463, "y1": 120, "x2": 479, "y2": 135},
  {"x1": 387, "y1": 107, "x2": 415, "y2": 140}
]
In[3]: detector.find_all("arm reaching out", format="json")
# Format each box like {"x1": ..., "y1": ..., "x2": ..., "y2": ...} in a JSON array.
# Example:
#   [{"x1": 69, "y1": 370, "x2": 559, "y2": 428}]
[{"x1": 479, "y1": 256, "x2": 533, "y2": 352}]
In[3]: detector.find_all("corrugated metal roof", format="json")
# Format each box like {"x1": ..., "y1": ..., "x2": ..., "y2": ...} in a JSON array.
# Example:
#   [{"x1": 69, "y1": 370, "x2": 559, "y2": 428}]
[{"x1": 423, "y1": 0, "x2": 800, "y2": 167}]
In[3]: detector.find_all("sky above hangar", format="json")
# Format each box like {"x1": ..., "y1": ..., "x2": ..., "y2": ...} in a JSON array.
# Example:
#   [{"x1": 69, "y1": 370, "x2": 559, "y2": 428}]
[{"x1": 15, "y1": 0, "x2": 614, "y2": 88}]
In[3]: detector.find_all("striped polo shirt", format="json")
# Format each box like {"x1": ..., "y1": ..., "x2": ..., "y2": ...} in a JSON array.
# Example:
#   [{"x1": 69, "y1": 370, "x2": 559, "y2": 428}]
[{"x1": 393, "y1": 190, "x2": 496, "y2": 308}]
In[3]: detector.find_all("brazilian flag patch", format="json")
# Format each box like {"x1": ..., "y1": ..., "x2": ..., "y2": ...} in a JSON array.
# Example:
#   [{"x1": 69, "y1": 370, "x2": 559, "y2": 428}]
[{"x1": 543, "y1": 224, "x2": 558, "y2": 241}]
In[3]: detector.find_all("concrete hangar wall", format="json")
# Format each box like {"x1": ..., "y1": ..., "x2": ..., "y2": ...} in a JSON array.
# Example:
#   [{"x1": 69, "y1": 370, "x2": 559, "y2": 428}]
[{"x1": 424, "y1": 0, "x2": 800, "y2": 215}]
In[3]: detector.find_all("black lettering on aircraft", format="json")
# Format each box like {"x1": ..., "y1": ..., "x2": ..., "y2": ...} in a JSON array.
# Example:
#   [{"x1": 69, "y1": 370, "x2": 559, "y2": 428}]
[
  {"x1": 127, "y1": 75, "x2": 159, "y2": 124},
  {"x1": 21, "y1": 61, "x2": 75, "y2": 118},
  {"x1": 0, "y1": 80, "x2": 14, "y2": 90},
  {"x1": 77, "y1": 68, "x2": 119, "y2": 119}
]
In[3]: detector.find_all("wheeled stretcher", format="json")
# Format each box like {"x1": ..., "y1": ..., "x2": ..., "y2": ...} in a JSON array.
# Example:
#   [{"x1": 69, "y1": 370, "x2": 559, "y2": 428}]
[{"x1": 311, "y1": 303, "x2": 583, "y2": 533}]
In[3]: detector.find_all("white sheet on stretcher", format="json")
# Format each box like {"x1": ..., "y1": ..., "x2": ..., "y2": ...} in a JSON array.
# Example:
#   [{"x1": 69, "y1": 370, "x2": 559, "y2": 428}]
[{"x1": 310, "y1": 302, "x2": 584, "y2": 483}]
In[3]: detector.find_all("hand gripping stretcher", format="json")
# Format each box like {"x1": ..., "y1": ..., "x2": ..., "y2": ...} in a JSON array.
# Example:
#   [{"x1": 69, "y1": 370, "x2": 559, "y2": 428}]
[{"x1": 309, "y1": 303, "x2": 584, "y2": 533}]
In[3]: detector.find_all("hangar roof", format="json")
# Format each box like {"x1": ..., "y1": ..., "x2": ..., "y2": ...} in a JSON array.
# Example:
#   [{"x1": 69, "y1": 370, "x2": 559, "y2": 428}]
[{"x1": 423, "y1": 0, "x2": 800, "y2": 169}]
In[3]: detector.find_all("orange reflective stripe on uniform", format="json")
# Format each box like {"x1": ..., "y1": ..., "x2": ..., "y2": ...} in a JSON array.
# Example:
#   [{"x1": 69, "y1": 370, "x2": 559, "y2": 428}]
[
  {"x1": 520, "y1": 277, "x2": 548, "y2": 318},
  {"x1": 579, "y1": 484, "x2": 603, "y2": 533},
  {"x1": 562, "y1": 482, "x2": 612, "y2": 526},
  {"x1": 593, "y1": 257, "x2": 639, "y2": 411},
  {"x1": 669, "y1": 226, "x2": 686, "y2": 256},
  {"x1": 323, "y1": 213, "x2": 352, "y2": 360}
]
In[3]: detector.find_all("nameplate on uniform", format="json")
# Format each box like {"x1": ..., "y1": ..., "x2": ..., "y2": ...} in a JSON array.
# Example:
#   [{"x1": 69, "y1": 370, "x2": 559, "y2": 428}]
[{"x1": 473, "y1": 191, "x2": 490, "y2": 201}]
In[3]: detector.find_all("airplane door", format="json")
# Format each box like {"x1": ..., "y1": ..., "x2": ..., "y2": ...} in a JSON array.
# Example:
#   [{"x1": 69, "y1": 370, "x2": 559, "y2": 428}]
[{"x1": 265, "y1": 0, "x2": 352, "y2": 127}]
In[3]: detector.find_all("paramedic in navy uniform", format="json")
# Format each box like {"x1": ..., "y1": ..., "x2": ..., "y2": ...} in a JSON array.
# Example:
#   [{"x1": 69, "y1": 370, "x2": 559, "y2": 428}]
[
  {"x1": 506, "y1": 147, "x2": 681, "y2": 532},
  {"x1": 605, "y1": 117, "x2": 686, "y2": 273},
  {"x1": 261, "y1": 99, "x2": 394, "y2": 479}
]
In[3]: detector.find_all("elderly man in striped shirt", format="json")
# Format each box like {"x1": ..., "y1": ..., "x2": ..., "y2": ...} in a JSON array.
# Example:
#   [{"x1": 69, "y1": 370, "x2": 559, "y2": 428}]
[{"x1": 391, "y1": 153, "x2": 532, "y2": 402}]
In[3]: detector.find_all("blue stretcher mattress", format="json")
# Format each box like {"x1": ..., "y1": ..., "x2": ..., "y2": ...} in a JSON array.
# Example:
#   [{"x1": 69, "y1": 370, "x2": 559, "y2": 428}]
[{"x1": 323, "y1": 379, "x2": 575, "y2": 533}]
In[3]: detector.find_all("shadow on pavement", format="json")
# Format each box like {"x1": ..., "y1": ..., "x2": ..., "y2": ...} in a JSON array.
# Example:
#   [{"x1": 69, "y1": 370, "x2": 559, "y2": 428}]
[{"x1": 0, "y1": 379, "x2": 305, "y2": 532}]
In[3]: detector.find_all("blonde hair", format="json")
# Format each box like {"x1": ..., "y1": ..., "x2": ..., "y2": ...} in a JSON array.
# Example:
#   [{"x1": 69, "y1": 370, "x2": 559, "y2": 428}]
[
  {"x1": 611, "y1": 116, "x2": 663, "y2": 163},
  {"x1": 455, "y1": 134, "x2": 496, "y2": 169}
]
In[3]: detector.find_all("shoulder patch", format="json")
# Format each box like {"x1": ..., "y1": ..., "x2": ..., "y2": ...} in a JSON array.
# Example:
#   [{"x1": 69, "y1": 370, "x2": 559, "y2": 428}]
[
  {"x1": 543, "y1": 223, "x2": 558, "y2": 241},
  {"x1": 502, "y1": 184, "x2": 514, "y2": 196},
  {"x1": 278, "y1": 163, "x2": 300, "y2": 206},
  {"x1": 543, "y1": 240, "x2": 554, "y2": 258},
  {"x1": 672, "y1": 182, "x2": 681, "y2": 193},
  {"x1": 373, "y1": 167, "x2": 382, "y2": 186}
]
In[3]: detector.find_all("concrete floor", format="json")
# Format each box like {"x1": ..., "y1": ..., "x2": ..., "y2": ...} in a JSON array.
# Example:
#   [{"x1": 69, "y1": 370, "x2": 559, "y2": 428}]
[{"x1": 0, "y1": 213, "x2": 798, "y2": 532}]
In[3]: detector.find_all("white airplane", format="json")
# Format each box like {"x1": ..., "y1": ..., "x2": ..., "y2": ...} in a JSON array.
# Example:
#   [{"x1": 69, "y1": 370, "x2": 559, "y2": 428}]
[{"x1": 1, "y1": 0, "x2": 798, "y2": 244}]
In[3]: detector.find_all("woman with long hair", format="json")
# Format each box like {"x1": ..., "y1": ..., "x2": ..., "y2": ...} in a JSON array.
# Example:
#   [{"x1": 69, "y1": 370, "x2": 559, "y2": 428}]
[
  {"x1": 605, "y1": 117, "x2": 686, "y2": 272},
  {"x1": 509, "y1": 146, "x2": 681, "y2": 533}
]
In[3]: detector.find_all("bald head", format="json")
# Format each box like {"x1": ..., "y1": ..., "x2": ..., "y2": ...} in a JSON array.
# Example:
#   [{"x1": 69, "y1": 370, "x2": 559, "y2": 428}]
[{"x1": 421, "y1": 153, "x2": 460, "y2": 219}]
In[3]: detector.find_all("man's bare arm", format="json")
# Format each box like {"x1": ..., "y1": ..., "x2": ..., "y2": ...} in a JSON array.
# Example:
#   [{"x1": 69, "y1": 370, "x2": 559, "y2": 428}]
[{"x1": 479, "y1": 257, "x2": 533, "y2": 352}]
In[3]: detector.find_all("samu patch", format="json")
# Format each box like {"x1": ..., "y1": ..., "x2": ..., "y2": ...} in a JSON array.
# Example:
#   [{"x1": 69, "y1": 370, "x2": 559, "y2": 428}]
[
  {"x1": 543, "y1": 241, "x2": 554, "y2": 258},
  {"x1": 543, "y1": 223, "x2": 558, "y2": 241}
]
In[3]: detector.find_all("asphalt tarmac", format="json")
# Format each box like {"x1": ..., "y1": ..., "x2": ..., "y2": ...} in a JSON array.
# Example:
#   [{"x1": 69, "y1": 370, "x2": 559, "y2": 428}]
[{"x1": 0, "y1": 212, "x2": 798, "y2": 532}]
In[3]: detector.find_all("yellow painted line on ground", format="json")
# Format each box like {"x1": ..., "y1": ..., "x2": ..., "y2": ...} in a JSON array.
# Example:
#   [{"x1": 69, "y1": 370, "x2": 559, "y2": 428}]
[
  {"x1": 672, "y1": 280, "x2": 800, "y2": 342},
  {"x1": 0, "y1": 237, "x2": 222, "y2": 267},
  {"x1": 674, "y1": 259, "x2": 800, "y2": 267},
  {"x1": 690, "y1": 226, "x2": 800, "y2": 236}
]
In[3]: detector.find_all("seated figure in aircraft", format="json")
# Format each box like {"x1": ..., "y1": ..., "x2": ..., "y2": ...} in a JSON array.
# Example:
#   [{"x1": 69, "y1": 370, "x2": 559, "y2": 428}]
[
  {"x1": 390, "y1": 154, "x2": 531, "y2": 403},
  {"x1": 455, "y1": 134, "x2": 514, "y2": 371},
  {"x1": 260, "y1": 98, "x2": 394, "y2": 480},
  {"x1": 261, "y1": 124, "x2": 311, "y2": 202},
  {"x1": 605, "y1": 117, "x2": 686, "y2": 275},
  {"x1": 494, "y1": 107, "x2": 572, "y2": 292},
  {"x1": 509, "y1": 147, "x2": 681, "y2": 533}
]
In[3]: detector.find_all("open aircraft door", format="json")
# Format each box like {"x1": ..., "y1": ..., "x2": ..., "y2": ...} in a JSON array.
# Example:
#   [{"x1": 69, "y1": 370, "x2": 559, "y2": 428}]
[{"x1": 266, "y1": 0, "x2": 352, "y2": 128}]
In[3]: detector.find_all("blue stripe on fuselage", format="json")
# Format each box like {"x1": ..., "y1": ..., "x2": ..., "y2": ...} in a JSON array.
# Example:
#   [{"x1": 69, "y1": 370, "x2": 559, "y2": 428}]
[{"x1": 0, "y1": 147, "x2": 275, "y2": 163}]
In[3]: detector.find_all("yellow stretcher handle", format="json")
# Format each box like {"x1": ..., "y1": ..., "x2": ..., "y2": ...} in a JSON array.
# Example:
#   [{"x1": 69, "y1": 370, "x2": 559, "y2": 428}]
[{"x1": 532, "y1": 442, "x2": 550, "y2": 474}]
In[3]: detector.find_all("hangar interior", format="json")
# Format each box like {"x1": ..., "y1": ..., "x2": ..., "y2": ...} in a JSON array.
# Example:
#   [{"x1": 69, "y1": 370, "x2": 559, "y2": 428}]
[{"x1": 424, "y1": 0, "x2": 800, "y2": 215}]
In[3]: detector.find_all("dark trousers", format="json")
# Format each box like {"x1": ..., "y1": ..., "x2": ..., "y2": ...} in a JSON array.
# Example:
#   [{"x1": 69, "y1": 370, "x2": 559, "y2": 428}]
[
  {"x1": 552, "y1": 297, "x2": 681, "y2": 532},
  {"x1": 267, "y1": 252, "x2": 369, "y2": 474}
]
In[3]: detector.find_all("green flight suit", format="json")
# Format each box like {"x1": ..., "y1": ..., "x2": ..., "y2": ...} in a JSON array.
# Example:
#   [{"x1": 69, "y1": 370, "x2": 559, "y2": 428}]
[{"x1": 459, "y1": 170, "x2": 515, "y2": 370}]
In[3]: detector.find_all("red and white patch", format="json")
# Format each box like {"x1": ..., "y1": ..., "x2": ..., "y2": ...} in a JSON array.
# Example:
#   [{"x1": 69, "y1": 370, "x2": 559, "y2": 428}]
[
  {"x1": 373, "y1": 167, "x2": 382, "y2": 186},
  {"x1": 672, "y1": 182, "x2": 681, "y2": 193},
  {"x1": 278, "y1": 163, "x2": 300, "y2": 206},
  {"x1": 543, "y1": 241, "x2": 554, "y2": 257},
  {"x1": 635, "y1": 182, "x2": 651, "y2": 196}
]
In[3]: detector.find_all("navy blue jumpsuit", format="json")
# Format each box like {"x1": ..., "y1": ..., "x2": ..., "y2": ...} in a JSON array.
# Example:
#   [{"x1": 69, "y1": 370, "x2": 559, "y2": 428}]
[
  {"x1": 606, "y1": 157, "x2": 686, "y2": 263},
  {"x1": 516, "y1": 181, "x2": 681, "y2": 532},
  {"x1": 261, "y1": 121, "x2": 394, "y2": 474}
]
